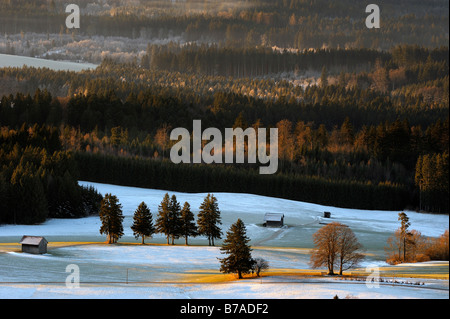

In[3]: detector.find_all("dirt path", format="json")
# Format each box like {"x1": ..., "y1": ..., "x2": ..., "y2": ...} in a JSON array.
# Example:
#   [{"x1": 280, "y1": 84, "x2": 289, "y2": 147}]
[
  {"x1": 252, "y1": 215, "x2": 321, "y2": 246},
  {"x1": 252, "y1": 227, "x2": 289, "y2": 246}
]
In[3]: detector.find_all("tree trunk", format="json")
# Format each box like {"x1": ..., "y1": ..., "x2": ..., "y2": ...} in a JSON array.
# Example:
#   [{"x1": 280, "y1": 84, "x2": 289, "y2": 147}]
[
  {"x1": 328, "y1": 260, "x2": 334, "y2": 275},
  {"x1": 403, "y1": 237, "x2": 406, "y2": 261}
]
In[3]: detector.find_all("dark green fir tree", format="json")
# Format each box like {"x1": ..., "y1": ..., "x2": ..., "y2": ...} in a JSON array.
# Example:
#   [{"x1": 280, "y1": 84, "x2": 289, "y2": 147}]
[
  {"x1": 156, "y1": 193, "x2": 171, "y2": 244},
  {"x1": 219, "y1": 219, "x2": 254, "y2": 279},
  {"x1": 131, "y1": 201, "x2": 155, "y2": 244},
  {"x1": 99, "y1": 193, "x2": 124, "y2": 244},
  {"x1": 179, "y1": 202, "x2": 198, "y2": 245},
  {"x1": 168, "y1": 194, "x2": 182, "y2": 245},
  {"x1": 197, "y1": 193, "x2": 222, "y2": 246}
]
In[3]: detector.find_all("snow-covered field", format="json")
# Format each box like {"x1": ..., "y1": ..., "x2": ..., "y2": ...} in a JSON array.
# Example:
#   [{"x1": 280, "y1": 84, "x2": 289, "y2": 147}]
[
  {"x1": 0, "y1": 181, "x2": 448, "y2": 299},
  {"x1": 1, "y1": 276, "x2": 447, "y2": 299},
  {"x1": 0, "y1": 53, "x2": 97, "y2": 71}
]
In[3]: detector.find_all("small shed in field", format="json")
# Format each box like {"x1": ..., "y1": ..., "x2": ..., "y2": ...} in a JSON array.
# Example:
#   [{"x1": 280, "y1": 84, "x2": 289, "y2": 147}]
[
  {"x1": 20, "y1": 236, "x2": 48, "y2": 254},
  {"x1": 263, "y1": 213, "x2": 284, "y2": 227},
  {"x1": 323, "y1": 211, "x2": 331, "y2": 218}
]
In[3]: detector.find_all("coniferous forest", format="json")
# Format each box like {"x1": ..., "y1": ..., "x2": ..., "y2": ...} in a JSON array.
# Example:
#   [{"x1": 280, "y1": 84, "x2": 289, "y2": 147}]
[{"x1": 0, "y1": 0, "x2": 448, "y2": 224}]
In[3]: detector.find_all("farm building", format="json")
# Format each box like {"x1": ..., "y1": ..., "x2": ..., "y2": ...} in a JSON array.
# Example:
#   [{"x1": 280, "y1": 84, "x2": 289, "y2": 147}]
[
  {"x1": 263, "y1": 213, "x2": 284, "y2": 227},
  {"x1": 19, "y1": 236, "x2": 48, "y2": 254}
]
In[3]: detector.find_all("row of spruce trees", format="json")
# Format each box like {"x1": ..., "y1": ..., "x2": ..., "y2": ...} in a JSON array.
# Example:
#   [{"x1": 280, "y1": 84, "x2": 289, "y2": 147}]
[
  {"x1": 99, "y1": 191, "x2": 257, "y2": 279},
  {"x1": 99, "y1": 192, "x2": 223, "y2": 246}
]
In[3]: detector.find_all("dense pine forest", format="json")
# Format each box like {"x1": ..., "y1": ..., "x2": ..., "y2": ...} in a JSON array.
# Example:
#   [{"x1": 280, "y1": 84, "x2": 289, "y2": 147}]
[
  {"x1": 1, "y1": 45, "x2": 448, "y2": 220},
  {"x1": 0, "y1": 124, "x2": 102, "y2": 224},
  {"x1": 0, "y1": 0, "x2": 448, "y2": 224}
]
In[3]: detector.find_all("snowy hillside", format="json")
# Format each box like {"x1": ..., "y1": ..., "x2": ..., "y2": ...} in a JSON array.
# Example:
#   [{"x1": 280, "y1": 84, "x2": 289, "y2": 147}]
[
  {"x1": 0, "y1": 181, "x2": 448, "y2": 299},
  {"x1": 3, "y1": 181, "x2": 446, "y2": 244}
]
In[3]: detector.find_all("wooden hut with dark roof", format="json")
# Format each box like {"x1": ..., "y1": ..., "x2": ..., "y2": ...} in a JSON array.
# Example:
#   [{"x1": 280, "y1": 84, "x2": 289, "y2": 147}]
[
  {"x1": 263, "y1": 213, "x2": 284, "y2": 227},
  {"x1": 20, "y1": 236, "x2": 48, "y2": 254}
]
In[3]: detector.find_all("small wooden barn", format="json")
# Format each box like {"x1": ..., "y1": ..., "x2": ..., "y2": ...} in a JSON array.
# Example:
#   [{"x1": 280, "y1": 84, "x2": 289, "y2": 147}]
[
  {"x1": 263, "y1": 213, "x2": 284, "y2": 227},
  {"x1": 20, "y1": 236, "x2": 48, "y2": 254}
]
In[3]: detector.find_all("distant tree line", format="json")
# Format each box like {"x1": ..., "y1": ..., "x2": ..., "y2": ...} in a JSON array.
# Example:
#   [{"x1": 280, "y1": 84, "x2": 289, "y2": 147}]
[
  {"x1": 145, "y1": 45, "x2": 390, "y2": 78},
  {"x1": 75, "y1": 151, "x2": 411, "y2": 211},
  {"x1": 0, "y1": 0, "x2": 447, "y2": 49},
  {"x1": 1, "y1": 45, "x2": 447, "y2": 131},
  {"x1": 67, "y1": 114, "x2": 448, "y2": 212}
]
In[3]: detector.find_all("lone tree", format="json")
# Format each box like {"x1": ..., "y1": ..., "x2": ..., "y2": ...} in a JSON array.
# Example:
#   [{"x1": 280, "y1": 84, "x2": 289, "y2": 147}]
[
  {"x1": 398, "y1": 212, "x2": 411, "y2": 262},
  {"x1": 386, "y1": 212, "x2": 416, "y2": 264},
  {"x1": 179, "y1": 202, "x2": 198, "y2": 245},
  {"x1": 252, "y1": 258, "x2": 269, "y2": 277},
  {"x1": 99, "y1": 193, "x2": 124, "y2": 244},
  {"x1": 131, "y1": 202, "x2": 155, "y2": 244},
  {"x1": 197, "y1": 193, "x2": 222, "y2": 246},
  {"x1": 219, "y1": 219, "x2": 254, "y2": 279},
  {"x1": 310, "y1": 222, "x2": 364, "y2": 275}
]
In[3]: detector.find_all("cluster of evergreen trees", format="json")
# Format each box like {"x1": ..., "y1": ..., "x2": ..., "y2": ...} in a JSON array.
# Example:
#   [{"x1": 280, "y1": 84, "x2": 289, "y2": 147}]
[
  {"x1": 0, "y1": 124, "x2": 102, "y2": 224},
  {"x1": 99, "y1": 192, "x2": 223, "y2": 246},
  {"x1": 99, "y1": 194, "x2": 262, "y2": 279}
]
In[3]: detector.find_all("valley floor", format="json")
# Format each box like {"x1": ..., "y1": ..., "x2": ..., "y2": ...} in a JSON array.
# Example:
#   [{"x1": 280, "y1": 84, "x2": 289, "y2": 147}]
[{"x1": 0, "y1": 181, "x2": 448, "y2": 299}]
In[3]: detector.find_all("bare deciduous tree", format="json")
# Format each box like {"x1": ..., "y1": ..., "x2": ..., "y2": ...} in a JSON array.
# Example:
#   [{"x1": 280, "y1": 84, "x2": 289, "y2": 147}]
[
  {"x1": 310, "y1": 222, "x2": 340, "y2": 275},
  {"x1": 310, "y1": 222, "x2": 364, "y2": 275},
  {"x1": 336, "y1": 225, "x2": 365, "y2": 275},
  {"x1": 252, "y1": 257, "x2": 269, "y2": 277}
]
